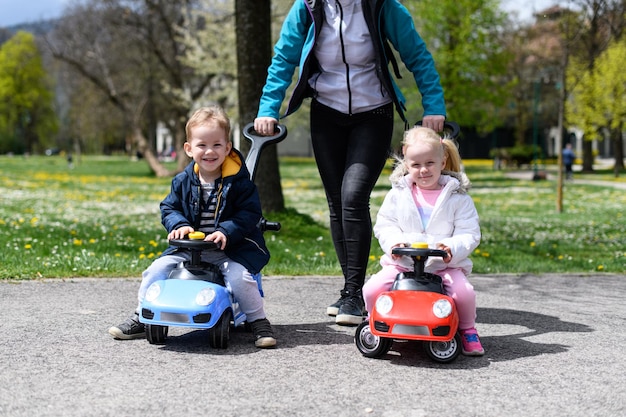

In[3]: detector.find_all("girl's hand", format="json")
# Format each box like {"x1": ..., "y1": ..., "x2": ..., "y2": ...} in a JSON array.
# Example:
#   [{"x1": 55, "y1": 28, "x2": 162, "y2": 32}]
[
  {"x1": 206, "y1": 231, "x2": 227, "y2": 250},
  {"x1": 168, "y1": 226, "x2": 194, "y2": 240},
  {"x1": 390, "y1": 243, "x2": 409, "y2": 260},
  {"x1": 436, "y1": 243, "x2": 452, "y2": 263}
]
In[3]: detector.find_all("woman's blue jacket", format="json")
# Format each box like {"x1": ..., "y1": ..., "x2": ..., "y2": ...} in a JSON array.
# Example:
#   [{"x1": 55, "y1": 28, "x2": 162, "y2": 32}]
[{"x1": 257, "y1": 0, "x2": 446, "y2": 124}]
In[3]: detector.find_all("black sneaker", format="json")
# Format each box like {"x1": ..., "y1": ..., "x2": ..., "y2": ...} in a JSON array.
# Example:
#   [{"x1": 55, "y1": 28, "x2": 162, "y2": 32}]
[
  {"x1": 108, "y1": 312, "x2": 145, "y2": 340},
  {"x1": 326, "y1": 295, "x2": 346, "y2": 317},
  {"x1": 250, "y1": 318, "x2": 276, "y2": 348},
  {"x1": 335, "y1": 294, "x2": 365, "y2": 326}
]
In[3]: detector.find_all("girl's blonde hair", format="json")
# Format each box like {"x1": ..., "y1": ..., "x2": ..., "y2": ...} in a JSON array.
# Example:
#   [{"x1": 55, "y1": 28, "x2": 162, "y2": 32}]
[
  {"x1": 185, "y1": 105, "x2": 231, "y2": 141},
  {"x1": 390, "y1": 126, "x2": 463, "y2": 184}
]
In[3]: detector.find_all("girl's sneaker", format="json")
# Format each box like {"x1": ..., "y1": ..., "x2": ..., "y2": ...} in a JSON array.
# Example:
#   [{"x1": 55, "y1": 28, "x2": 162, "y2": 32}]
[{"x1": 460, "y1": 328, "x2": 484, "y2": 356}]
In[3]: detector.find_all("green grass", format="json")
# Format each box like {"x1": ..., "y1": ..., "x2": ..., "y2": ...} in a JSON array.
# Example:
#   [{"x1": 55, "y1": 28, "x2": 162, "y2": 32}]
[{"x1": 1, "y1": 155, "x2": 624, "y2": 279}]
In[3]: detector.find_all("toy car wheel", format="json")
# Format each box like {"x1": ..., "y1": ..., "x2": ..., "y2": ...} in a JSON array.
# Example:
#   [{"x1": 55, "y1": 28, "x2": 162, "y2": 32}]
[
  {"x1": 355, "y1": 321, "x2": 392, "y2": 358},
  {"x1": 208, "y1": 309, "x2": 232, "y2": 349},
  {"x1": 423, "y1": 333, "x2": 461, "y2": 363},
  {"x1": 146, "y1": 324, "x2": 168, "y2": 345}
]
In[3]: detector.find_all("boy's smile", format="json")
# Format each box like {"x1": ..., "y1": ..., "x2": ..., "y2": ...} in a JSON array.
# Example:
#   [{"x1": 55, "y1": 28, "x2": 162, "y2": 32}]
[{"x1": 184, "y1": 121, "x2": 232, "y2": 183}]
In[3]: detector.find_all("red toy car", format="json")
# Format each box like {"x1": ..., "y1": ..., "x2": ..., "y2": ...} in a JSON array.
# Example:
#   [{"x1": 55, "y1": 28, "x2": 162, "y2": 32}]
[{"x1": 355, "y1": 243, "x2": 462, "y2": 363}]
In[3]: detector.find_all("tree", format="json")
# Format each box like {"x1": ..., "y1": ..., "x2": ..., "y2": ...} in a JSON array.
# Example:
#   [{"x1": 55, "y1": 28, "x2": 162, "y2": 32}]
[
  {"x1": 46, "y1": 0, "x2": 236, "y2": 176},
  {"x1": 234, "y1": 0, "x2": 284, "y2": 213},
  {"x1": 404, "y1": 0, "x2": 511, "y2": 133},
  {"x1": 0, "y1": 31, "x2": 57, "y2": 154},
  {"x1": 568, "y1": 0, "x2": 626, "y2": 172},
  {"x1": 567, "y1": 39, "x2": 626, "y2": 175}
]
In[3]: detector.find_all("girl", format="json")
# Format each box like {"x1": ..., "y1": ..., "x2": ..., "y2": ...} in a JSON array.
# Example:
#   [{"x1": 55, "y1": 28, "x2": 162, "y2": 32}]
[{"x1": 362, "y1": 126, "x2": 483, "y2": 355}]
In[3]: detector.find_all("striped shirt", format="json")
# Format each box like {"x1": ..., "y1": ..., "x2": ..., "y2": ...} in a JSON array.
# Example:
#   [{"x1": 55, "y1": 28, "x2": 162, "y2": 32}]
[{"x1": 199, "y1": 181, "x2": 219, "y2": 234}]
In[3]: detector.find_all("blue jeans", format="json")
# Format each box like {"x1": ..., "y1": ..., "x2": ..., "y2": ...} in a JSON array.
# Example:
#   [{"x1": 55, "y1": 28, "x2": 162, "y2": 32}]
[{"x1": 310, "y1": 100, "x2": 394, "y2": 294}]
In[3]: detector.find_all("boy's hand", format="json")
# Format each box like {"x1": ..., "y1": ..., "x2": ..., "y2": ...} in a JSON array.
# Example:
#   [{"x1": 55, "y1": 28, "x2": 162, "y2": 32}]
[
  {"x1": 168, "y1": 226, "x2": 194, "y2": 240},
  {"x1": 436, "y1": 243, "x2": 452, "y2": 263},
  {"x1": 206, "y1": 231, "x2": 227, "y2": 250}
]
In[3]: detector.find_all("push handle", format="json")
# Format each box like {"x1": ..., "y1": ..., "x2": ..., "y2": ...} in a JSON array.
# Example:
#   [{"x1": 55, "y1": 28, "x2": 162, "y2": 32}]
[
  {"x1": 242, "y1": 123, "x2": 288, "y2": 182},
  {"x1": 414, "y1": 120, "x2": 460, "y2": 140}
]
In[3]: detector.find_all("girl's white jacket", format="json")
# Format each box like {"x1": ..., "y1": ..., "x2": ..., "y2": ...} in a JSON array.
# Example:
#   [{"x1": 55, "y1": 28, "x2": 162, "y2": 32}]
[{"x1": 374, "y1": 172, "x2": 481, "y2": 275}]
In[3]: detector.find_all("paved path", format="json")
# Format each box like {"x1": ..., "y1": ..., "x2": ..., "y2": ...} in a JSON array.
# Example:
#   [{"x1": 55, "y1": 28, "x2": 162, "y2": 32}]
[
  {"x1": 504, "y1": 169, "x2": 626, "y2": 189},
  {"x1": 1, "y1": 274, "x2": 625, "y2": 417}
]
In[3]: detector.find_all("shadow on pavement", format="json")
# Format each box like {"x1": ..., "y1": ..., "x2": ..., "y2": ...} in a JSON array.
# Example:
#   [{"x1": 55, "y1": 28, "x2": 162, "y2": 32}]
[
  {"x1": 152, "y1": 321, "x2": 354, "y2": 355},
  {"x1": 366, "y1": 307, "x2": 594, "y2": 369}
]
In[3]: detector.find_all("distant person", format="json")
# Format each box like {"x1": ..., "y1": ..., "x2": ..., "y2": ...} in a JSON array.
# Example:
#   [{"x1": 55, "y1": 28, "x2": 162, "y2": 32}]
[
  {"x1": 254, "y1": 0, "x2": 446, "y2": 326},
  {"x1": 562, "y1": 143, "x2": 575, "y2": 180},
  {"x1": 362, "y1": 126, "x2": 484, "y2": 356},
  {"x1": 108, "y1": 106, "x2": 276, "y2": 348}
]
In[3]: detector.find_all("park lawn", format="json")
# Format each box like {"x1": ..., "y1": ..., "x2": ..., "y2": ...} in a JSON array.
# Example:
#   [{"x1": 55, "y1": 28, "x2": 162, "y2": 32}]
[{"x1": 0, "y1": 154, "x2": 624, "y2": 279}]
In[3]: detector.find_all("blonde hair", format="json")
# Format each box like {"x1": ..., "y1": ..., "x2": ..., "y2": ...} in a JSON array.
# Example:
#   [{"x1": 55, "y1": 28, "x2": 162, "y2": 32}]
[
  {"x1": 390, "y1": 126, "x2": 463, "y2": 184},
  {"x1": 185, "y1": 105, "x2": 231, "y2": 141}
]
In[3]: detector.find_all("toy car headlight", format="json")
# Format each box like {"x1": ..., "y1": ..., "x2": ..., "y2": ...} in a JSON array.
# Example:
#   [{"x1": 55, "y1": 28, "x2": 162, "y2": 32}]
[
  {"x1": 195, "y1": 287, "x2": 216, "y2": 306},
  {"x1": 433, "y1": 299, "x2": 452, "y2": 318},
  {"x1": 145, "y1": 282, "x2": 161, "y2": 302},
  {"x1": 375, "y1": 295, "x2": 393, "y2": 315}
]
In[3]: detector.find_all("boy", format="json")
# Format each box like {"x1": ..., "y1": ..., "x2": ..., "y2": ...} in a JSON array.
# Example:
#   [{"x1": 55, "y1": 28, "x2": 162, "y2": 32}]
[{"x1": 108, "y1": 106, "x2": 276, "y2": 348}]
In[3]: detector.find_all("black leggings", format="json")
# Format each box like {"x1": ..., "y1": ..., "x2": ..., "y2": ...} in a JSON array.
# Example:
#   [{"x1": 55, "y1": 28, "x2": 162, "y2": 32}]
[{"x1": 310, "y1": 100, "x2": 394, "y2": 294}]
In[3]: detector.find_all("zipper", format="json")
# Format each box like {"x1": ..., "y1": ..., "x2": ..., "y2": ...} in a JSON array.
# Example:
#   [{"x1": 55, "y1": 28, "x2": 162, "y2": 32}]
[{"x1": 335, "y1": 0, "x2": 352, "y2": 115}]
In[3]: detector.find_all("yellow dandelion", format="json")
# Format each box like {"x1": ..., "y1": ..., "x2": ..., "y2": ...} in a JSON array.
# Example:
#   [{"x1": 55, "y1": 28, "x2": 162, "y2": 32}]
[
  {"x1": 481, "y1": 252, "x2": 490, "y2": 257},
  {"x1": 24, "y1": 244, "x2": 32, "y2": 249},
  {"x1": 139, "y1": 246, "x2": 145, "y2": 252},
  {"x1": 530, "y1": 242, "x2": 536, "y2": 247},
  {"x1": 139, "y1": 253, "x2": 146, "y2": 259},
  {"x1": 149, "y1": 240, "x2": 158, "y2": 247},
  {"x1": 89, "y1": 238, "x2": 96, "y2": 244},
  {"x1": 474, "y1": 249, "x2": 481, "y2": 254},
  {"x1": 369, "y1": 255, "x2": 376, "y2": 261},
  {"x1": 597, "y1": 265, "x2": 604, "y2": 271},
  {"x1": 73, "y1": 239, "x2": 83, "y2": 246}
]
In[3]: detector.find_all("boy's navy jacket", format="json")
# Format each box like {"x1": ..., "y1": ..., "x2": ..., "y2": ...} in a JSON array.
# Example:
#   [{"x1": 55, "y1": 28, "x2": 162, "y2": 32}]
[{"x1": 159, "y1": 148, "x2": 270, "y2": 274}]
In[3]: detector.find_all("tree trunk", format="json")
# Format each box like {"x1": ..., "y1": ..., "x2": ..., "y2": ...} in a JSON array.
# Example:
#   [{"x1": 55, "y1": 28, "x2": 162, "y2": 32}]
[
  {"x1": 131, "y1": 126, "x2": 171, "y2": 177},
  {"x1": 611, "y1": 123, "x2": 624, "y2": 176},
  {"x1": 582, "y1": 139, "x2": 594, "y2": 172},
  {"x1": 235, "y1": 0, "x2": 285, "y2": 213}
]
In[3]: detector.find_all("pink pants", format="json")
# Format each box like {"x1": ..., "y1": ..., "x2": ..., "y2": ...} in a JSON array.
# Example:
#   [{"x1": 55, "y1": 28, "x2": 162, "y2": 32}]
[{"x1": 362, "y1": 265, "x2": 477, "y2": 330}]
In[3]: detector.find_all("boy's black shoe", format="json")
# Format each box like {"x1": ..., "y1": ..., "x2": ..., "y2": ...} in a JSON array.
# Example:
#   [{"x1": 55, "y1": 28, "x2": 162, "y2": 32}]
[
  {"x1": 108, "y1": 312, "x2": 145, "y2": 340},
  {"x1": 250, "y1": 318, "x2": 277, "y2": 348},
  {"x1": 335, "y1": 293, "x2": 365, "y2": 326}
]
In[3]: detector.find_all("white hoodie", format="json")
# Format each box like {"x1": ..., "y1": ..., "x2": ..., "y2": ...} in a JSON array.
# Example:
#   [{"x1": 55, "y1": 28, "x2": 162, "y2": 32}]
[{"x1": 374, "y1": 172, "x2": 481, "y2": 275}]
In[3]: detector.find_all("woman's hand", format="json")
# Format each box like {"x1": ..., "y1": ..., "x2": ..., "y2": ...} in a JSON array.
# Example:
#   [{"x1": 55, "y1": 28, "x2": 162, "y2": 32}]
[
  {"x1": 422, "y1": 115, "x2": 445, "y2": 133},
  {"x1": 254, "y1": 117, "x2": 279, "y2": 136}
]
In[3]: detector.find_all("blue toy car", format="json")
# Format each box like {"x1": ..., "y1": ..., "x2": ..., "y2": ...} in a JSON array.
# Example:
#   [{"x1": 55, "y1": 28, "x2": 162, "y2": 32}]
[{"x1": 138, "y1": 123, "x2": 287, "y2": 348}]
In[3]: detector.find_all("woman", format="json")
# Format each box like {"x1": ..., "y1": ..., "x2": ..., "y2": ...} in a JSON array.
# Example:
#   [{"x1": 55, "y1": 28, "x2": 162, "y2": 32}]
[{"x1": 255, "y1": 0, "x2": 446, "y2": 325}]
